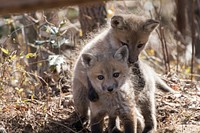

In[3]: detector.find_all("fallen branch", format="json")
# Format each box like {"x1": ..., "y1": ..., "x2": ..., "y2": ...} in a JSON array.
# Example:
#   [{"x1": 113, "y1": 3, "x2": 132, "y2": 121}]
[{"x1": 0, "y1": 0, "x2": 110, "y2": 15}]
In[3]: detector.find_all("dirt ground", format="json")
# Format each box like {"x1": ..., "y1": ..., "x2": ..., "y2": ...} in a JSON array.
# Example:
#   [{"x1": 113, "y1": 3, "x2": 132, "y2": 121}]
[{"x1": 0, "y1": 45, "x2": 200, "y2": 133}]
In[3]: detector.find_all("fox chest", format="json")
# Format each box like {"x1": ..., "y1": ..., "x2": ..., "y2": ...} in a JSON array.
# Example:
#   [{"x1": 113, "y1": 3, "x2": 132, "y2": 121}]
[{"x1": 90, "y1": 92, "x2": 135, "y2": 117}]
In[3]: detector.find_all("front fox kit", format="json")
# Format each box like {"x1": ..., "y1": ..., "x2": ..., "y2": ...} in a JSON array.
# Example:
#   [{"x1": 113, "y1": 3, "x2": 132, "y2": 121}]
[{"x1": 82, "y1": 46, "x2": 142, "y2": 133}]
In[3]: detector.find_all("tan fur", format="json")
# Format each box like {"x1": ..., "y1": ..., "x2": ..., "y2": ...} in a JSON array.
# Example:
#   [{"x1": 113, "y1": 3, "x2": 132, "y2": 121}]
[
  {"x1": 82, "y1": 46, "x2": 142, "y2": 133},
  {"x1": 72, "y1": 14, "x2": 158, "y2": 119}
]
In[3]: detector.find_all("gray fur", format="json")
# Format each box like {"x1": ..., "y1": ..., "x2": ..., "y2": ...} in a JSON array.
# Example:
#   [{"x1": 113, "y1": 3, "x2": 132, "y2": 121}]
[{"x1": 130, "y1": 60, "x2": 158, "y2": 133}]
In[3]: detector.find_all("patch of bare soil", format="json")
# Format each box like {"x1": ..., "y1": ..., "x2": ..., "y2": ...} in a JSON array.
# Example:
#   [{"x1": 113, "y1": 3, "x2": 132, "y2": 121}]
[{"x1": 0, "y1": 46, "x2": 199, "y2": 133}]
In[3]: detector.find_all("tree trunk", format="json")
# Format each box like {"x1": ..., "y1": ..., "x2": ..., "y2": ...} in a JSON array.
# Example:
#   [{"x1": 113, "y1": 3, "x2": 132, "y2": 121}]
[
  {"x1": 20, "y1": 14, "x2": 38, "y2": 72},
  {"x1": 194, "y1": 0, "x2": 200, "y2": 60},
  {"x1": 176, "y1": 0, "x2": 187, "y2": 37},
  {"x1": 79, "y1": 2, "x2": 107, "y2": 37}
]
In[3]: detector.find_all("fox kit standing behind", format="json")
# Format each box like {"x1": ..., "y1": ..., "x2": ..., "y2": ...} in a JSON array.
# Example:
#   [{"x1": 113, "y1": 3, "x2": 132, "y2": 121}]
[
  {"x1": 81, "y1": 45, "x2": 143, "y2": 133},
  {"x1": 72, "y1": 14, "x2": 159, "y2": 120}
]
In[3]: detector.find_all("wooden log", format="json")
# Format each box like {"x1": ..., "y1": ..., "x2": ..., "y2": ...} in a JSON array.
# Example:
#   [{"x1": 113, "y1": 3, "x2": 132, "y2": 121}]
[{"x1": 0, "y1": 0, "x2": 109, "y2": 14}]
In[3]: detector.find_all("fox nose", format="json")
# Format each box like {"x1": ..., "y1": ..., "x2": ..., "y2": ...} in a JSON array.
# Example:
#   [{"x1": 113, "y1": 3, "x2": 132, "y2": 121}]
[
  {"x1": 107, "y1": 86, "x2": 114, "y2": 92},
  {"x1": 129, "y1": 56, "x2": 138, "y2": 63}
]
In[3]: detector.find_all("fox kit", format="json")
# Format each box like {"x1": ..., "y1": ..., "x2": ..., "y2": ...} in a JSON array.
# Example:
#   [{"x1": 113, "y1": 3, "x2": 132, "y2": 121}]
[
  {"x1": 82, "y1": 46, "x2": 143, "y2": 133},
  {"x1": 110, "y1": 14, "x2": 176, "y2": 93},
  {"x1": 72, "y1": 14, "x2": 159, "y2": 120}
]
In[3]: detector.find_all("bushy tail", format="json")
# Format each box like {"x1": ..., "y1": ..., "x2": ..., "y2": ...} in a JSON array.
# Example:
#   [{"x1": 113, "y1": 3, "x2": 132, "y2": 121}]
[{"x1": 155, "y1": 75, "x2": 177, "y2": 93}]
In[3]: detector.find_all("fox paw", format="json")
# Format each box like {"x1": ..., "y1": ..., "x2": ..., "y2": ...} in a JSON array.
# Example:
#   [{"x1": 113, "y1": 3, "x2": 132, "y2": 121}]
[{"x1": 88, "y1": 88, "x2": 99, "y2": 102}]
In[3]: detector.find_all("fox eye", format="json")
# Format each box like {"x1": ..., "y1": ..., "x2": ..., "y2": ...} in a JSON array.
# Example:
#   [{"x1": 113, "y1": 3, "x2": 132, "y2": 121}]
[
  {"x1": 97, "y1": 75, "x2": 104, "y2": 80},
  {"x1": 137, "y1": 43, "x2": 144, "y2": 48},
  {"x1": 120, "y1": 41, "x2": 128, "y2": 46},
  {"x1": 113, "y1": 72, "x2": 120, "y2": 78}
]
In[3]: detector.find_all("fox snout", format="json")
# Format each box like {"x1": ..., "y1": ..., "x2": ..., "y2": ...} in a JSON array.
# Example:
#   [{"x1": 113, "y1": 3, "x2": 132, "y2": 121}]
[
  {"x1": 129, "y1": 56, "x2": 138, "y2": 63},
  {"x1": 107, "y1": 86, "x2": 114, "y2": 92},
  {"x1": 103, "y1": 84, "x2": 118, "y2": 93}
]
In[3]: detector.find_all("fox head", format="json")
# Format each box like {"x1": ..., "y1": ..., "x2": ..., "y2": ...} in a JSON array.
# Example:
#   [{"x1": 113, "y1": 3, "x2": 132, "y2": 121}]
[
  {"x1": 111, "y1": 14, "x2": 159, "y2": 63},
  {"x1": 81, "y1": 45, "x2": 129, "y2": 94}
]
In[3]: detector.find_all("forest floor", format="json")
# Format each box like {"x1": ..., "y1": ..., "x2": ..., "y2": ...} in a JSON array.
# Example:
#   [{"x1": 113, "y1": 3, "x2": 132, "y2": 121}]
[{"x1": 0, "y1": 45, "x2": 200, "y2": 133}]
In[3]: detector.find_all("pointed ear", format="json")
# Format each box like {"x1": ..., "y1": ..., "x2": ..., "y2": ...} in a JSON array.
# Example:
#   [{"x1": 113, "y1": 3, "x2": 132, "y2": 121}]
[
  {"x1": 81, "y1": 53, "x2": 97, "y2": 68},
  {"x1": 114, "y1": 45, "x2": 129, "y2": 62},
  {"x1": 143, "y1": 19, "x2": 159, "y2": 32},
  {"x1": 111, "y1": 15, "x2": 126, "y2": 30}
]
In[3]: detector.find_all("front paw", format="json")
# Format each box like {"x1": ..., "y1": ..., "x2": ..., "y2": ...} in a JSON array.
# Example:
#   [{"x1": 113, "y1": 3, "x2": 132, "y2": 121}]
[
  {"x1": 88, "y1": 90, "x2": 99, "y2": 102},
  {"x1": 111, "y1": 127, "x2": 123, "y2": 133},
  {"x1": 142, "y1": 126, "x2": 155, "y2": 133}
]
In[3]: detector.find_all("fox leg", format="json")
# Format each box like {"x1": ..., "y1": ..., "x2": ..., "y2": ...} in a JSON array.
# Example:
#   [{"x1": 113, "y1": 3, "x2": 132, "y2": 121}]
[
  {"x1": 120, "y1": 111, "x2": 137, "y2": 133},
  {"x1": 90, "y1": 113, "x2": 105, "y2": 133},
  {"x1": 138, "y1": 94, "x2": 157, "y2": 133},
  {"x1": 72, "y1": 79, "x2": 89, "y2": 120},
  {"x1": 108, "y1": 115, "x2": 143, "y2": 133},
  {"x1": 136, "y1": 109, "x2": 145, "y2": 133},
  {"x1": 123, "y1": 118, "x2": 137, "y2": 133},
  {"x1": 108, "y1": 116, "x2": 122, "y2": 133}
]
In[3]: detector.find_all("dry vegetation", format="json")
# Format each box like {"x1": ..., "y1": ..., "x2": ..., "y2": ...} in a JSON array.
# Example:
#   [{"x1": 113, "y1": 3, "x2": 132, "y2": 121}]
[{"x1": 0, "y1": 0, "x2": 200, "y2": 133}]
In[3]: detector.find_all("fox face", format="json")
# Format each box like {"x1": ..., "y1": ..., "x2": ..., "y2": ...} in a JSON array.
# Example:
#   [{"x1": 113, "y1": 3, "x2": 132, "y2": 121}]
[
  {"x1": 82, "y1": 46, "x2": 129, "y2": 94},
  {"x1": 111, "y1": 14, "x2": 159, "y2": 63}
]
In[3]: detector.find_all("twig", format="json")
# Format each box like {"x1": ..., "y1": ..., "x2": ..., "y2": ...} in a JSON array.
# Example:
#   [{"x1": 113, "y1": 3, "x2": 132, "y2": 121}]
[
  {"x1": 191, "y1": 0, "x2": 195, "y2": 81},
  {"x1": 161, "y1": 27, "x2": 170, "y2": 73},
  {"x1": 0, "y1": 0, "x2": 111, "y2": 15},
  {"x1": 27, "y1": 43, "x2": 55, "y2": 55},
  {"x1": 156, "y1": 28, "x2": 168, "y2": 74},
  {"x1": 176, "y1": 41, "x2": 180, "y2": 74}
]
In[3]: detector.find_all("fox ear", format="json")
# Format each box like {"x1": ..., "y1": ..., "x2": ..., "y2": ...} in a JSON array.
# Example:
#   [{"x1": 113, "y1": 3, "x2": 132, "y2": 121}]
[
  {"x1": 111, "y1": 15, "x2": 126, "y2": 29},
  {"x1": 143, "y1": 19, "x2": 159, "y2": 32},
  {"x1": 81, "y1": 53, "x2": 97, "y2": 68},
  {"x1": 114, "y1": 45, "x2": 129, "y2": 62}
]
